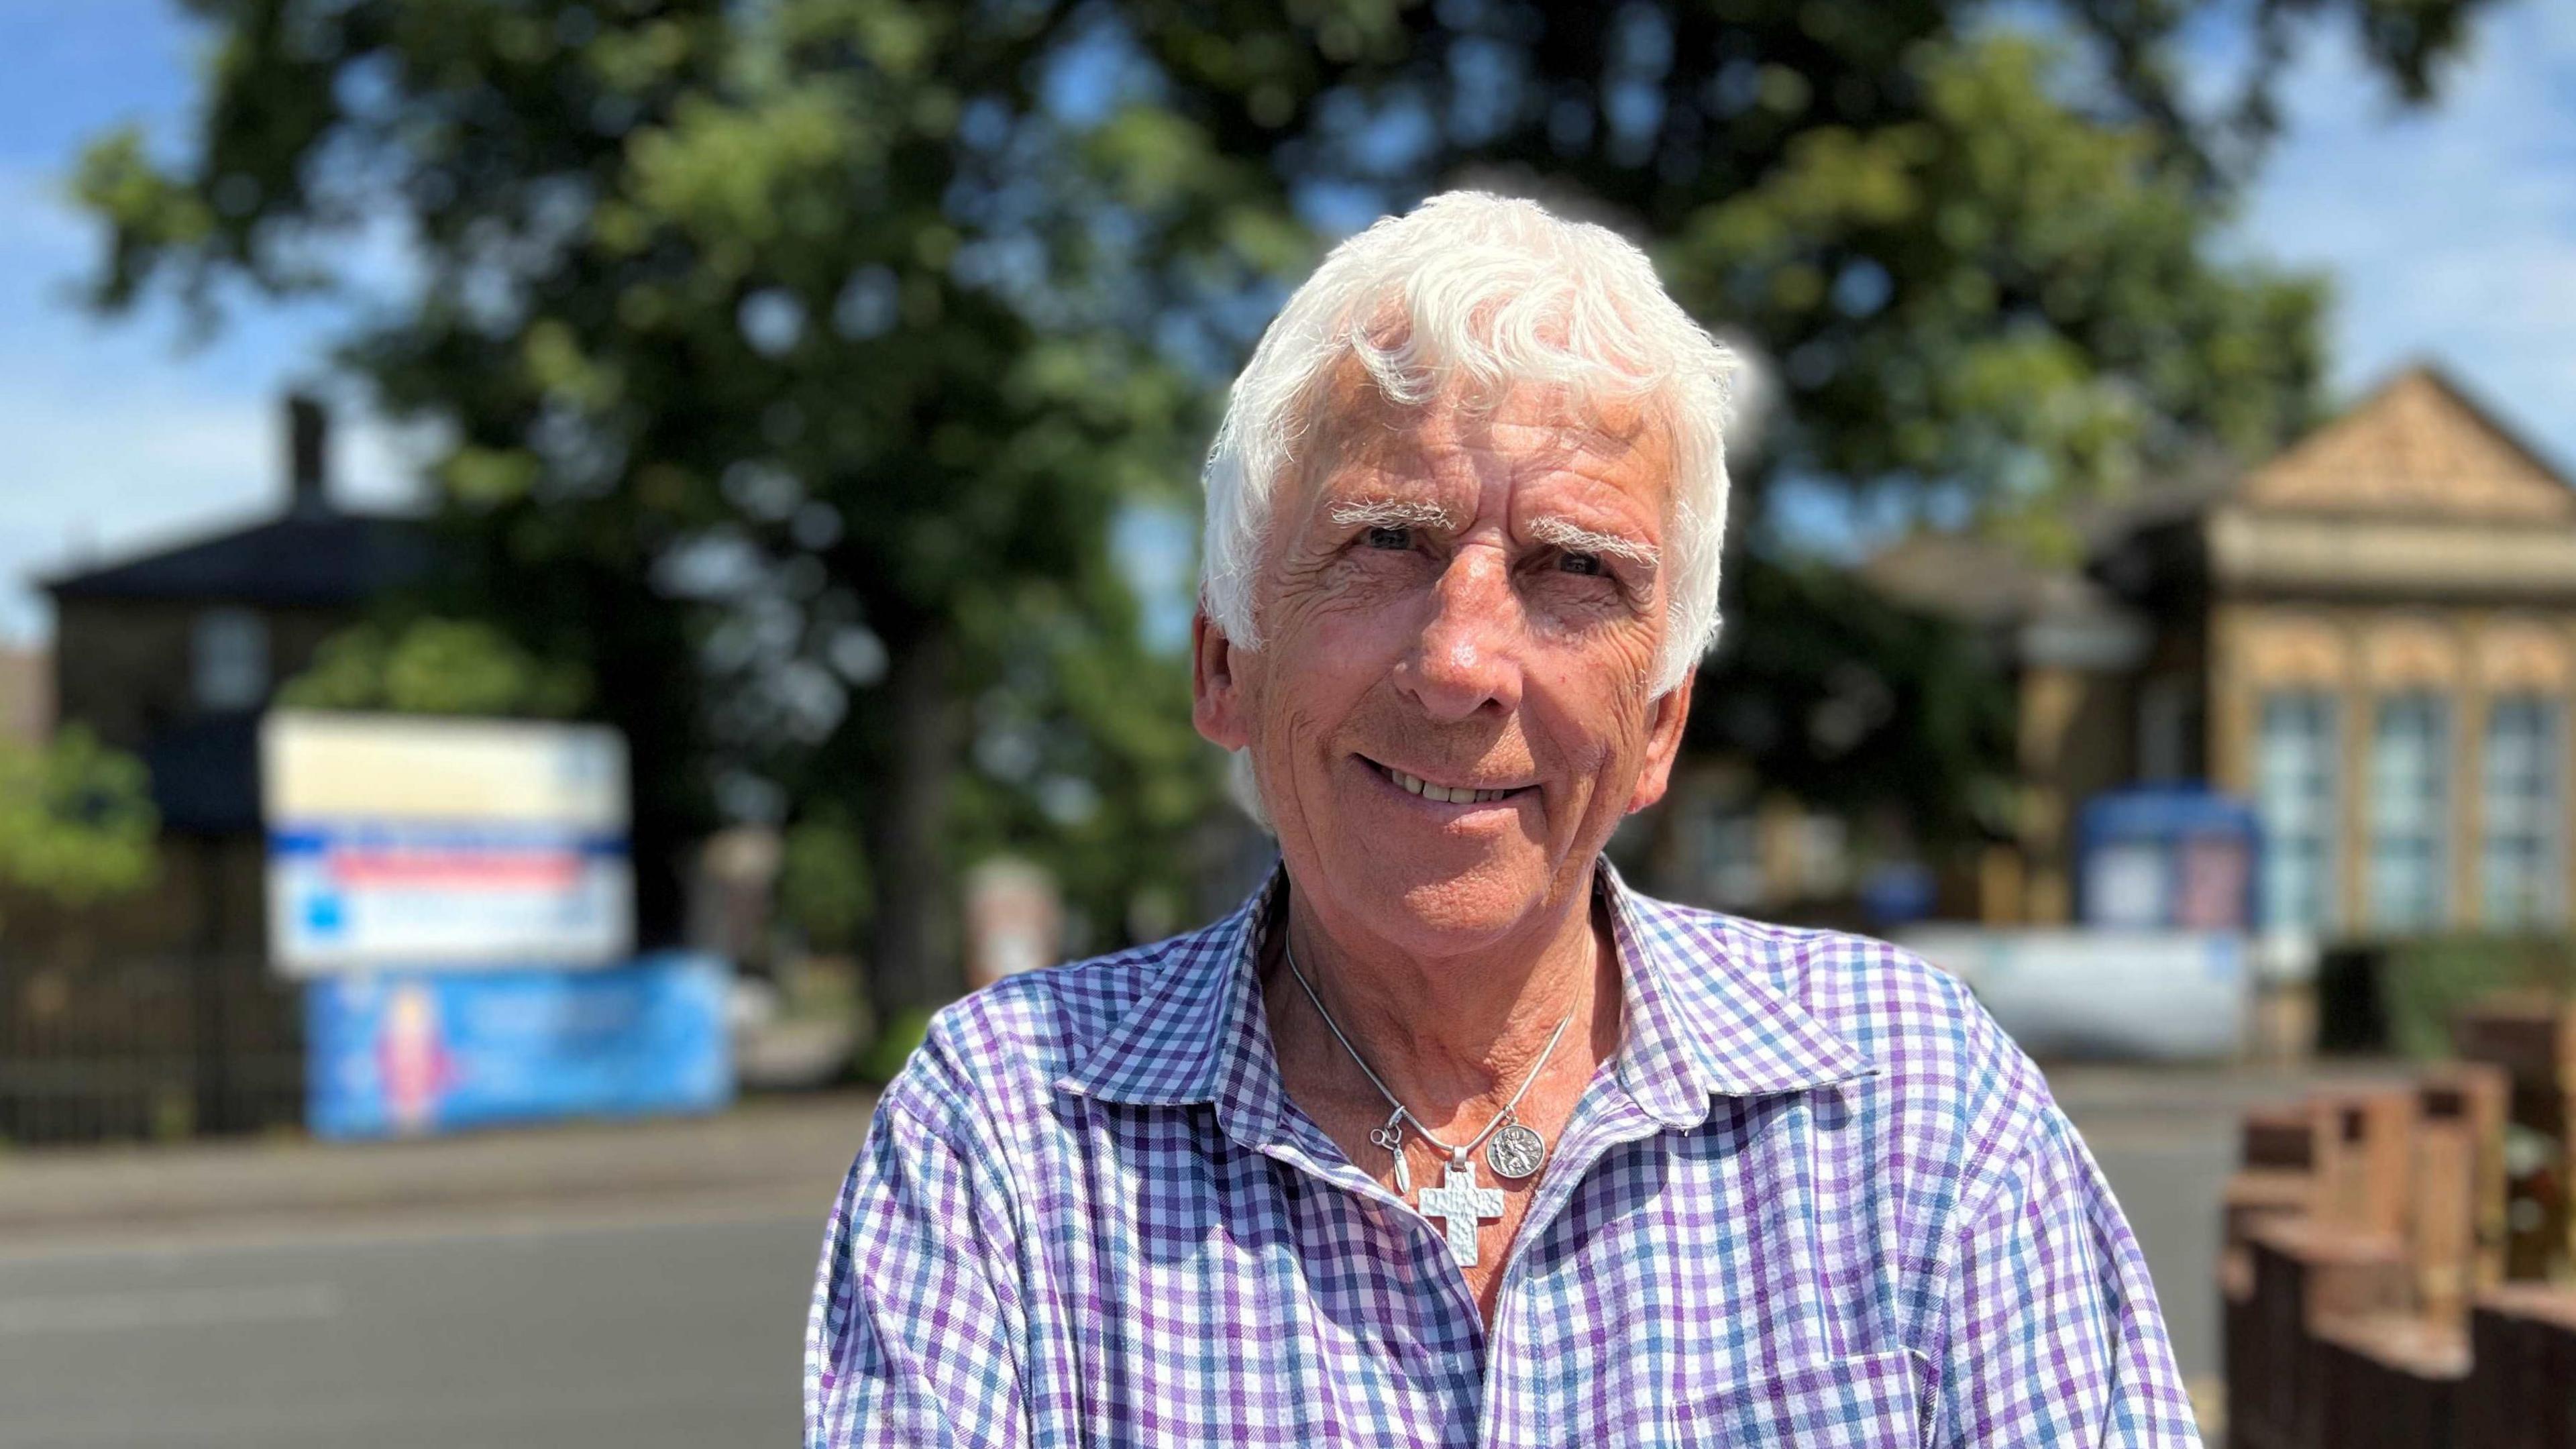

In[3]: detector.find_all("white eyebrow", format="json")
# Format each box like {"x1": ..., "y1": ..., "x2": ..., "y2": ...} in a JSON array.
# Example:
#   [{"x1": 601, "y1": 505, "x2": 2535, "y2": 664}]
[
  {"x1": 1329, "y1": 498, "x2": 1457, "y2": 530},
  {"x1": 1529, "y1": 515, "x2": 1660, "y2": 568}
]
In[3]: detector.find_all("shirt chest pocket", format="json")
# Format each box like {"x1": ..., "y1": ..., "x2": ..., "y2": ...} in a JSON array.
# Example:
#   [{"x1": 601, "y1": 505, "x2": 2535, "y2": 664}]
[{"x1": 1670, "y1": 1348, "x2": 1929, "y2": 1448}]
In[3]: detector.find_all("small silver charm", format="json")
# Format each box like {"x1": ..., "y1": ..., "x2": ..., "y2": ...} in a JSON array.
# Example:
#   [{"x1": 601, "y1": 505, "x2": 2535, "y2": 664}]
[
  {"x1": 1485, "y1": 1120, "x2": 1548, "y2": 1180},
  {"x1": 1370, "y1": 1111, "x2": 1410, "y2": 1195}
]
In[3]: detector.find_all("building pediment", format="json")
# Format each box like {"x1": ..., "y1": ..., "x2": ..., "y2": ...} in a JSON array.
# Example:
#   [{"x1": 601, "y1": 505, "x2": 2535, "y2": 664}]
[{"x1": 2239, "y1": 365, "x2": 2576, "y2": 524}]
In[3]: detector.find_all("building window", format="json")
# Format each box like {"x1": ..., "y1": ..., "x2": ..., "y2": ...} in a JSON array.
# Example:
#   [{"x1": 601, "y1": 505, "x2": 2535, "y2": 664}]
[
  {"x1": 2257, "y1": 692, "x2": 2340, "y2": 931},
  {"x1": 2368, "y1": 692, "x2": 2452, "y2": 931},
  {"x1": 192, "y1": 606, "x2": 269, "y2": 711},
  {"x1": 2481, "y1": 696, "x2": 2563, "y2": 929}
]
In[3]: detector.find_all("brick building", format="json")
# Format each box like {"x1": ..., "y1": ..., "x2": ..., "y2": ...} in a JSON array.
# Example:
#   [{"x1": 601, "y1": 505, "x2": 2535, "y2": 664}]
[{"x1": 1964, "y1": 363, "x2": 2576, "y2": 940}]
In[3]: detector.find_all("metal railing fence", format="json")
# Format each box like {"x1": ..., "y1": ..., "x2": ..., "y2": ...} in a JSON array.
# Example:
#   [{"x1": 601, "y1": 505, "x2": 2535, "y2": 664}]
[{"x1": 0, "y1": 954, "x2": 303, "y2": 1145}]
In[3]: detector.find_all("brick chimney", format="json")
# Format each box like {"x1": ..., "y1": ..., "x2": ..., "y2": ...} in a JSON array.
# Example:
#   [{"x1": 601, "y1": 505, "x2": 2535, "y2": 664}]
[{"x1": 286, "y1": 392, "x2": 329, "y2": 516}]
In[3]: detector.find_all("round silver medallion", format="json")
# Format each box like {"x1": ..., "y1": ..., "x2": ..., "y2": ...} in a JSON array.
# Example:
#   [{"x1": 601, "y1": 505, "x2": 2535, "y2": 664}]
[{"x1": 1485, "y1": 1122, "x2": 1548, "y2": 1180}]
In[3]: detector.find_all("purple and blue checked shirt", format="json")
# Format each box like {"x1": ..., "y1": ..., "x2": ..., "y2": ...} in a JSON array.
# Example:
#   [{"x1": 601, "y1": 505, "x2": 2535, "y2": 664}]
[{"x1": 806, "y1": 857, "x2": 2201, "y2": 1447}]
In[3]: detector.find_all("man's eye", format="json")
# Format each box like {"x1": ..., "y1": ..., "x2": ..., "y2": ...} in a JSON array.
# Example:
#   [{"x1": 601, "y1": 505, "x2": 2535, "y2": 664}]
[
  {"x1": 1364, "y1": 526, "x2": 1411, "y2": 550},
  {"x1": 1557, "y1": 551, "x2": 1605, "y2": 577}
]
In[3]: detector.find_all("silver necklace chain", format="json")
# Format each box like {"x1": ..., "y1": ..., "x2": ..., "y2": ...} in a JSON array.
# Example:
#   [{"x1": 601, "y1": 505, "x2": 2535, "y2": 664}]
[{"x1": 1279, "y1": 930, "x2": 1574, "y2": 1174}]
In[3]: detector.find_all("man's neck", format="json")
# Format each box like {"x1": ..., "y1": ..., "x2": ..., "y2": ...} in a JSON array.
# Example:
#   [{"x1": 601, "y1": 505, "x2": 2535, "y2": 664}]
[{"x1": 1270, "y1": 865, "x2": 1621, "y2": 1122}]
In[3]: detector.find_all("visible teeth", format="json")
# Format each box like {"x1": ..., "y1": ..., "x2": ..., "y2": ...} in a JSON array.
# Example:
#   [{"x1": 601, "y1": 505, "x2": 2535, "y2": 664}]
[{"x1": 1387, "y1": 767, "x2": 1514, "y2": 804}]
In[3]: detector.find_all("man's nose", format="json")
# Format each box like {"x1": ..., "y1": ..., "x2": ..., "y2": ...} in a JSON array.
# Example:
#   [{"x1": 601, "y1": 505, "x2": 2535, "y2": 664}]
[{"x1": 1395, "y1": 546, "x2": 1524, "y2": 722}]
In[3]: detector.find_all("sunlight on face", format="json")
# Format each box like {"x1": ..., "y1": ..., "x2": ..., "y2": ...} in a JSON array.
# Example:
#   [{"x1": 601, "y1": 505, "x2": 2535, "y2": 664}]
[{"x1": 1220, "y1": 374, "x2": 1694, "y2": 959}]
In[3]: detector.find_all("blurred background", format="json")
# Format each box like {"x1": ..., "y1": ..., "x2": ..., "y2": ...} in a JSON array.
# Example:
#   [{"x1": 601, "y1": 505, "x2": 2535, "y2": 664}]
[{"x1": 1, "y1": 0, "x2": 2571, "y2": 1444}]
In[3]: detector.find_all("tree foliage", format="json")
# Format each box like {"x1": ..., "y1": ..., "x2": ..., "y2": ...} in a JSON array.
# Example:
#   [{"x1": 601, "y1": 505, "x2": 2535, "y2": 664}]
[
  {"x1": 72, "y1": 0, "x2": 2497, "y2": 1006},
  {"x1": 76, "y1": 0, "x2": 1212, "y2": 1007},
  {"x1": 0, "y1": 729, "x2": 160, "y2": 934},
  {"x1": 278, "y1": 616, "x2": 594, "y2": 716}
]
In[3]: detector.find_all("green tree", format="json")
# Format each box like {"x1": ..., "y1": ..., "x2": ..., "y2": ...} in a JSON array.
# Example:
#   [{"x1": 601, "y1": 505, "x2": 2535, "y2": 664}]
[
  {"x1": 277, "y1": 616, "x2": 593, "y2": 716},
  {"x1": 1083, "y1": 0, "x2": 2483, "y2": 850},
  {"x1": 71, "y1": 0, "x2": 2496, "y2": 1013},
  {"x1": 76, "y1": 0, "x2": 1209, "y2": 1014},
  {"x1": 0, "y1": 728, "x2": 160, "y2": 938}
]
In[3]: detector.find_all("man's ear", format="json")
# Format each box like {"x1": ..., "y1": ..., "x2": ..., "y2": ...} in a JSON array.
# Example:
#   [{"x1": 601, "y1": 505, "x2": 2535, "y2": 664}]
[
  {"x1": 1623, "y1": 666, "x2": 1695, "y2": 815},
  {"x1": 1191, "y1": 608, "x2": 1252, "y2": 751}
]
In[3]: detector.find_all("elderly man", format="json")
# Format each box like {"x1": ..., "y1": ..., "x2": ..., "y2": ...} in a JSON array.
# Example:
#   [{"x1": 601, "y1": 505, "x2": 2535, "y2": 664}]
[{"x1": 806, "y1": 192, "x2": 2198, "y2": 1448}]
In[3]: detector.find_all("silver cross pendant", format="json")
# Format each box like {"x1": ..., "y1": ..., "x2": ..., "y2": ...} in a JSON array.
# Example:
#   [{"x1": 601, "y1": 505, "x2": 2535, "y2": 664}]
[{"x1": 1415, "y1": 1162, "x2": 1505, "y2": 1267}]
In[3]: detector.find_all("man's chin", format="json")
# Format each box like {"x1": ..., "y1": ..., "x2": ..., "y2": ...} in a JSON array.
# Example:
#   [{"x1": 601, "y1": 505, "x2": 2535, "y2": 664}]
[{"x1": 1314, "y1": 835, "x2": 1565, "y2": 945}]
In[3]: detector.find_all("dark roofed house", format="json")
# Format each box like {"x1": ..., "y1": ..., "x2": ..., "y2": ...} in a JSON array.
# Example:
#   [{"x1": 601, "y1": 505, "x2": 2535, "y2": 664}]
[{"x1": 38, "y1": 395, "x2": 429, "y2": 957}]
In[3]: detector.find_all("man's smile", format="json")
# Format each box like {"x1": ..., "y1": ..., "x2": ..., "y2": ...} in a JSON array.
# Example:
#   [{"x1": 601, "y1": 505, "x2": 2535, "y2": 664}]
[{"x1": 1354, "y1": 753, "x2": 1538, "y2": 810}]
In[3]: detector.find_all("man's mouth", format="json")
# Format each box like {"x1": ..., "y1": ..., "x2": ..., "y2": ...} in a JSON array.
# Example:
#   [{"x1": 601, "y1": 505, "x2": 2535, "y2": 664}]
[{"x1": 1357, "y1": 755, "x2": 1534, "y2": 806}]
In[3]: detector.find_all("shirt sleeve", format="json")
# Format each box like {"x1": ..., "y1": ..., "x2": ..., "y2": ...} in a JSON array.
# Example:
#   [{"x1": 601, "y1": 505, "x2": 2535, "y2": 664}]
[
  {"x1": 804, "y1": 1089, "x2": 1030, "y2": 1449},
  {"x1": 1933, "y1": 1104, "x2": 2203, "y2": 1448}
]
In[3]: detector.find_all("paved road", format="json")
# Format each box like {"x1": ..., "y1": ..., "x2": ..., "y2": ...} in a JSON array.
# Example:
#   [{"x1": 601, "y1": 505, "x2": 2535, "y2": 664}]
[{"x1": 0, "y1": 1197, "x2": 826, "y2": 1449}]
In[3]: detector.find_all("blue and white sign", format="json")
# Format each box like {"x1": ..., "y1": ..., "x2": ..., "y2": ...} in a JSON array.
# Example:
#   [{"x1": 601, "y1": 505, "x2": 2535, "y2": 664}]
[
  {"x1": 2074, "y1": 785, "x2": 2261, "y2": 932},
  {"x1": 262, "y1": 712, "x2": 634, "y2": 973},
  {"x1": 304, "y1": 953, "x2": 733, "y2": 1140}
]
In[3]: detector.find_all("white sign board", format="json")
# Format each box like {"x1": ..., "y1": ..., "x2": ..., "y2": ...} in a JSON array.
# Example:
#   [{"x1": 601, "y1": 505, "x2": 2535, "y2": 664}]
[{"x1": 262, "y1": 712, "x2": 634, "y2": 974}]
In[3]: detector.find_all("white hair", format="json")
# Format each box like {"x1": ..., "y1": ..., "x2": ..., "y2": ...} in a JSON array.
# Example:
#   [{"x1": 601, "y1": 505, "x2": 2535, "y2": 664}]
[{"x1": 1198, "y1": 191, "x2": 1740, "y2": 827}]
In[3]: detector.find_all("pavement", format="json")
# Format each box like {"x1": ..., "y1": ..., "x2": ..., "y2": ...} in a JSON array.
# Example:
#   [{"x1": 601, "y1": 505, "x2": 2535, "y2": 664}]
[
  {"x1": 0, "y1": 1064, "x2": 2402, "y2": 1446},
  {"x1": 0, "y1": 1091, "x2": 877, "y2": 1253}
]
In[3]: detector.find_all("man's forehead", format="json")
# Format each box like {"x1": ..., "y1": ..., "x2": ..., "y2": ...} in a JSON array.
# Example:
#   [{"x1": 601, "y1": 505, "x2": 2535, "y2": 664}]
[{"x1": 1302, "y1": 371, "x2": 1674, "y2": 508}]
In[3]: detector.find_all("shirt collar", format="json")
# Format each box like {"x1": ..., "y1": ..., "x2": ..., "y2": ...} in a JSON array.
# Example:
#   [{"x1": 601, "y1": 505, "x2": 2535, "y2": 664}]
[
  {"x1": 1051, "y1": 864, "x2": 1293, "y2": 1141},
  {"x1": 1591, "y1": 855, "x2": 1877, "y2": 1126},
  {"x1": 1053, "y1": 855, "x2": 1873, "y2": 1132}
]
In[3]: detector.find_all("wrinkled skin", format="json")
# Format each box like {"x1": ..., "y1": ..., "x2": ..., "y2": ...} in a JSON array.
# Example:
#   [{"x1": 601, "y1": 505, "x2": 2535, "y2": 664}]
[{"x1": 1192, "y1": 375, "x2": 1695, "y2": 976}]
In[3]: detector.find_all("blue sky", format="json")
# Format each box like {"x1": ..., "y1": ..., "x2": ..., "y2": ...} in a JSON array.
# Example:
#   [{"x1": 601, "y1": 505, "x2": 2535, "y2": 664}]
[{"x1": 2, "y1": 0, "x2": 2572, "y2": 647}]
